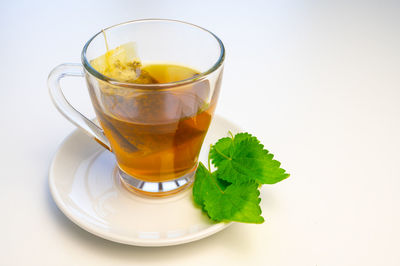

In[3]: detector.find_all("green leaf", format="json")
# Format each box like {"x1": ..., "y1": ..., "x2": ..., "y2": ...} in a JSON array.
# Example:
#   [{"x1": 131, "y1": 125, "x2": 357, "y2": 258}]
[
  {"x1": 193, "y1": 132, "x2": 289, "y2": 224},
  {"x1": 192, "y1": 162, "x2": 211, "y2": 208},
  {"x1": 210, "y1": 132, "x2": 289, "y2": 184},
  {"x1": 204, "y1": 182, "x2": 264, "y2": 224},
  {"x1": 193, "y1": 163, "x2": 264, "y2": 223}
]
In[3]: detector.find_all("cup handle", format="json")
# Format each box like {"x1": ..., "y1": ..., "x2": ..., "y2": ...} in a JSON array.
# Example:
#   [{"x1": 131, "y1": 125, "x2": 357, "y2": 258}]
[{"x1": 48, "y1": 63, "x2": 111, "y2": 151}]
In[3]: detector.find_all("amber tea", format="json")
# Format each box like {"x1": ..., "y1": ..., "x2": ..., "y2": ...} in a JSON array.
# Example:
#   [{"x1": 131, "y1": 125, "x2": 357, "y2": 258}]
[{"x1": 88, "y1": 61, "x2": 215, "y2": 182}]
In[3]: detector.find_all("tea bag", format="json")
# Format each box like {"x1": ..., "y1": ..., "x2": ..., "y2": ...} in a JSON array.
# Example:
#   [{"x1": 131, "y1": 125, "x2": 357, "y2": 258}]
[
  {"x1": 90, "y1": 42, "x2": 156, "y2": 84},
  {"x1": 90, "y1": 41, "x2": 158, "y2": 124}
]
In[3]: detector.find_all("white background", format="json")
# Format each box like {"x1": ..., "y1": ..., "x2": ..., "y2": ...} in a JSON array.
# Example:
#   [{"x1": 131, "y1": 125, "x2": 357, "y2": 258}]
[{"x1": 1, "y1": 0, "x2": 400, "y2": 265}]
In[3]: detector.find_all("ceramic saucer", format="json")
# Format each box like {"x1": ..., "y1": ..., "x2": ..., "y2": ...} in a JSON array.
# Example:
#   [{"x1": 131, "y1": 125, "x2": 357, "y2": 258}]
[{"x1": 49, "y1": 115, "x2": 242, "y2": 246}]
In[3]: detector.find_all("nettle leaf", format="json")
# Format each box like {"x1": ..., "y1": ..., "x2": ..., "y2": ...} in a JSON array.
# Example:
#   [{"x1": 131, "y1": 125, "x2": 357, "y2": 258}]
[
  {"x1": 204, "y1": 182, "x2": 264, "y2": 224},
  {"x1": 193, "y1": 163, "x2": 264, "y2": 223},
  {"x1": 192, "y1": 162, "x2": 211, "y2": 208},
  {"x1": 193, "y1": 132, "x2": 289, "y2": 224},
  {"x1": 210, "y1": 133, "x2": 289, "y2": 184}
]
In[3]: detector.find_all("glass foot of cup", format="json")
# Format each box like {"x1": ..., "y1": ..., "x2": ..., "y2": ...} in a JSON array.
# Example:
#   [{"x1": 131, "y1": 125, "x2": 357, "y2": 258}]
[{"x1": 118, "y1": 167, "x2": 196, "y2": 197}]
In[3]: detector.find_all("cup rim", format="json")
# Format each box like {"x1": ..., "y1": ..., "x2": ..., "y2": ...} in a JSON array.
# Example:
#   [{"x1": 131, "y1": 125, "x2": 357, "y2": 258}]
[{"x1": 81, "y1": 18, "x2": 225, "y2": 89}]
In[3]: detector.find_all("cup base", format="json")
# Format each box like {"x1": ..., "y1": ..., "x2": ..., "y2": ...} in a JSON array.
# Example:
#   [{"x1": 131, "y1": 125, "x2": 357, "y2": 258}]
[{"x1": 118, "y1": 166, "x2": 196, "y2": 197}]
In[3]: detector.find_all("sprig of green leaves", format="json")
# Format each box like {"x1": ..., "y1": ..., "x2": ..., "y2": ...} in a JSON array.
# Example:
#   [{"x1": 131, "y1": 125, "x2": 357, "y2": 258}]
[{"x1": 193, "y1": 132, "x2": 289, "y2": 224}]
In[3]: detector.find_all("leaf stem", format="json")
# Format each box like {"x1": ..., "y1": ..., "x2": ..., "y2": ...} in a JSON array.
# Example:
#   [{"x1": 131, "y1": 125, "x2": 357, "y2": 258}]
[{"x1": 228, "y1": 131, "x2": 234, "y2": 139}]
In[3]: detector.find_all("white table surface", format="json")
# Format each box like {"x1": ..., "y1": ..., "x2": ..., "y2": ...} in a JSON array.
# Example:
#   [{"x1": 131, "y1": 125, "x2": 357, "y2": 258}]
[{"x1": 1, "y1": 0, "x2": 399, "y2": 265}]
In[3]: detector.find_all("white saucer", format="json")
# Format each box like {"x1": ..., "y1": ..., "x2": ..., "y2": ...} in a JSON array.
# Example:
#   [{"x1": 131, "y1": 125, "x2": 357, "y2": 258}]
[{"x1": 49, "y1": 115, "x2": 242, "y2": 246}]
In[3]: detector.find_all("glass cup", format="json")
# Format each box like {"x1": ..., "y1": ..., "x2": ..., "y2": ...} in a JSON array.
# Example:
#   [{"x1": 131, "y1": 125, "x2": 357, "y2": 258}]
[{"x1": 48, "y1": 19, "x2": 224, "y2": 197}]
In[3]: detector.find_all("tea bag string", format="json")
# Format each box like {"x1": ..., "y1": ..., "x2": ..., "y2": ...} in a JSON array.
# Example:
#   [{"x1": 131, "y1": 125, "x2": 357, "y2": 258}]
[{"x1": 102, "y1": 29, "x2": 109, "y2": 52}]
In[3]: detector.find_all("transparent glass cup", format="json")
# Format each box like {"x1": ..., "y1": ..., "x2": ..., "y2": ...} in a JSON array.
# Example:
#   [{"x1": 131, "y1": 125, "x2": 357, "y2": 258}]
[{"x1": 48, "y1": 19, "x2": 224, "y2": 197}]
